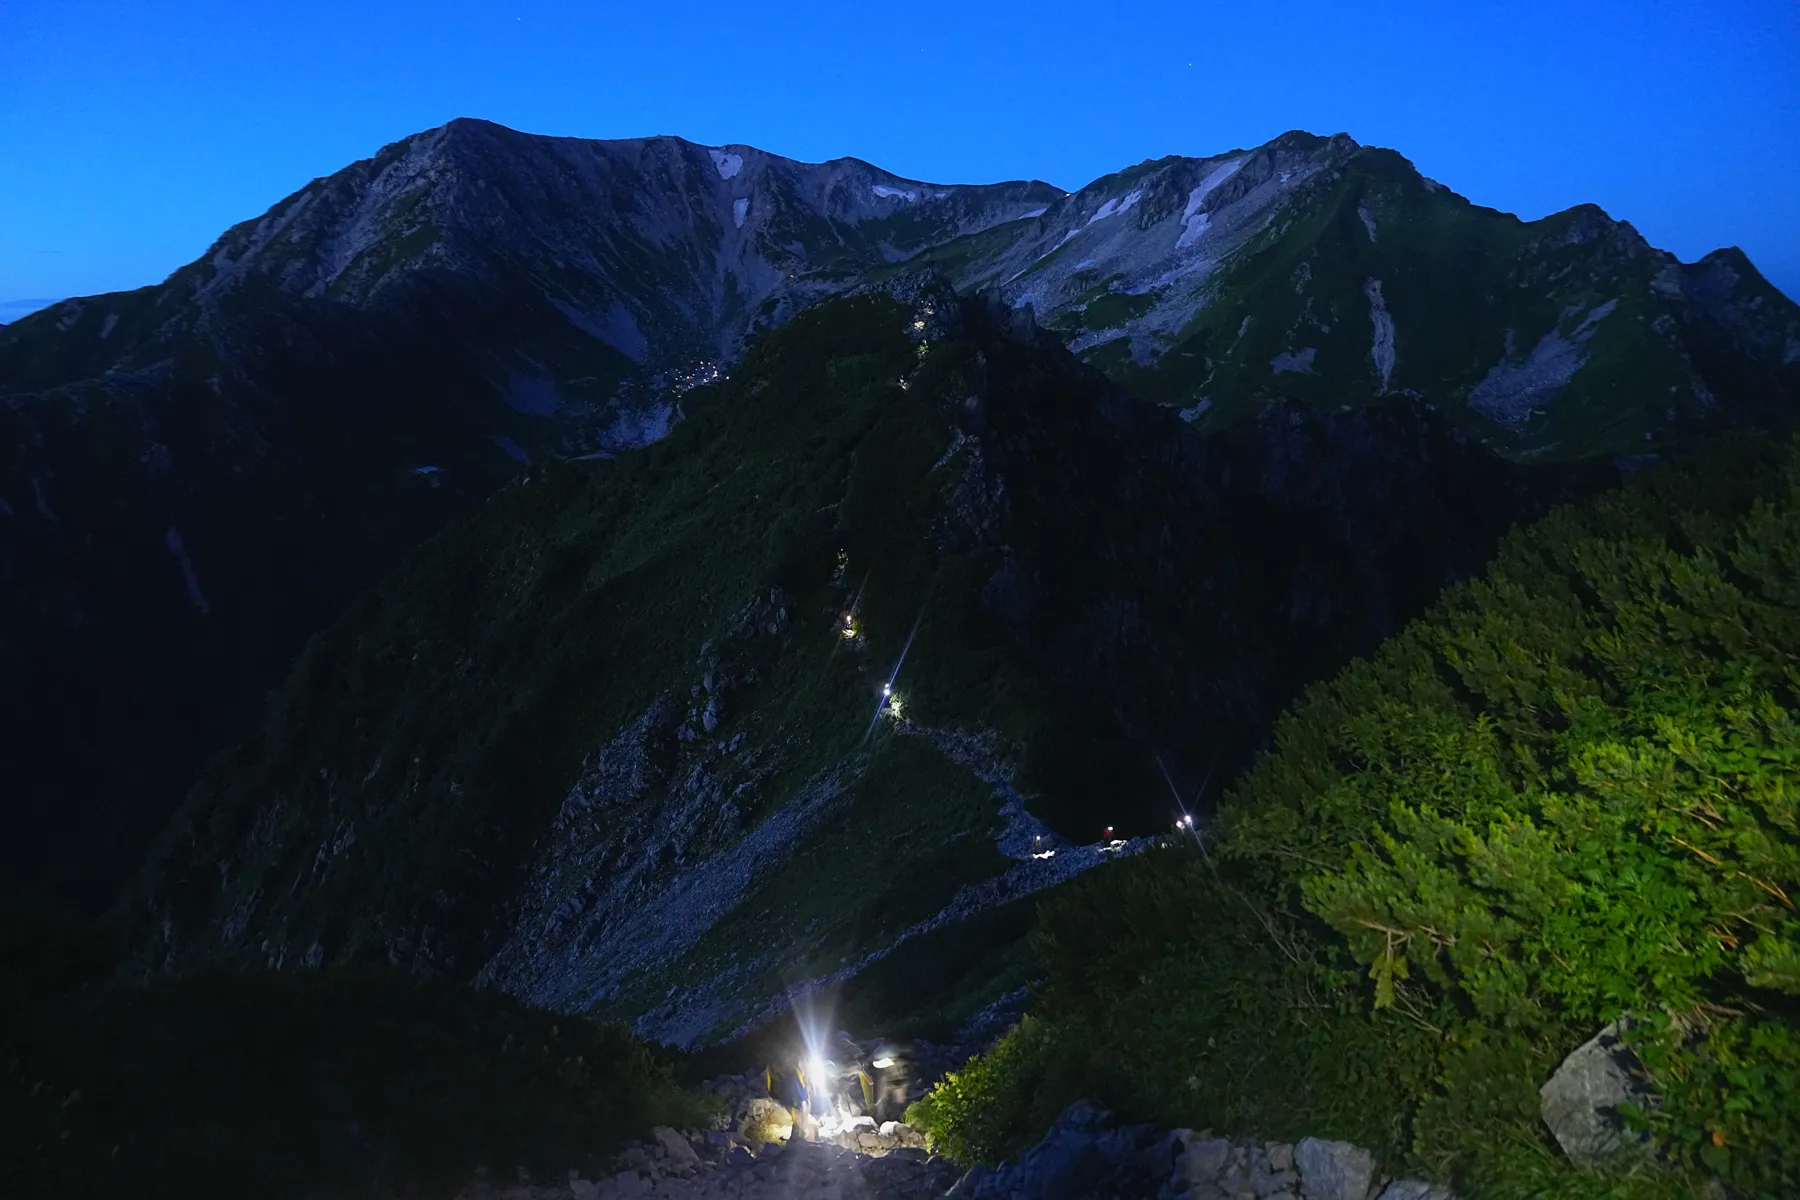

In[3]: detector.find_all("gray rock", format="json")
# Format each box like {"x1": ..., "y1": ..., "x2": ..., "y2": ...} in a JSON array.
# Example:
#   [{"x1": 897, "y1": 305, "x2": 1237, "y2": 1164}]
[
  {"x1": 1266, "y1": 1143, "x2": 1295, "y2": 1174},
  {"x1": 601, "y1": 1169, "x2": 648, "y2": 1198},
  {"x1": 1248, "y1": 1145, "x2": 1299, "y2": 1197},
  {"x1": 1377, "y1": 1181, "x2": 1455, "y2": 1200},
  {"x1": 1539, "y1": 1020, "x2": 1655, "y2": 1169},
  {"x1": 1294, "y1": 1138, "x2": 1375, "y2": 1200},
  {"x1": 1175, "y1": 1137, "x2": 1235, "y2": 1184},
  {"x1": 652, "y1": 1125, "x2": 701, "y2": 1165}
]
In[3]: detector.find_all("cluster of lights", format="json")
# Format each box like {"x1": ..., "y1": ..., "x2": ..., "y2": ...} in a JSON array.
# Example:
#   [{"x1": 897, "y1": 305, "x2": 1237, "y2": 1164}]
[
  {"x1": 842, "y1": 613, "x2": 858, "y2": 639},
  {"x1": 672, "y1": 361, "x2": 724, "y2": 392},
  {"x1": 1176, "y1": 813, "x2": 1194, "y2": 831}
]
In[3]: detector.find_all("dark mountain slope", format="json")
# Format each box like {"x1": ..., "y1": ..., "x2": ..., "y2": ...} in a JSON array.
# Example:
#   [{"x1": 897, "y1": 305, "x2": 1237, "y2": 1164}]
[
  {"x1": 0, "y1": 120, "x2": 1057, "y2": 909},
  {"x1": 120, "y1": 277, "x2": 1629, "y2": 1042},
  {"x1": 12, "y1": 120, "x2": 1795, "y2": 924}
]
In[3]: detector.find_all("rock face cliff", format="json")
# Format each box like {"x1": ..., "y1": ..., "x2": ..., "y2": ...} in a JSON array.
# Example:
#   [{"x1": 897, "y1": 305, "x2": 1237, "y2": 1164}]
[{"x1": 122, "y1": 281, "x2": 1631, "y2": 1044}]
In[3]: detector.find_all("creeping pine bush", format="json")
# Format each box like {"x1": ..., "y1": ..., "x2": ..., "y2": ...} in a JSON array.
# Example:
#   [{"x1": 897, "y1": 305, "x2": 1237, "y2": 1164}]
[{"x1": 917, "y1": 435, "x2": 1800, "y2": 1199}]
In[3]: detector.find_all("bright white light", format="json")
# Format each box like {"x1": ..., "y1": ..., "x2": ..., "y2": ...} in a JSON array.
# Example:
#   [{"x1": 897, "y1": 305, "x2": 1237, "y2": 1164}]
[
  {"x1": 807, "y1": 1056, "x2": 828, "y2": 1084},
  {"x1": 872, "y1": 1057, "x2": 895, "y2": 1069},
  {"x1": 882, "y1": 684, "x2": 891, "y2": 696},
  {"x1": 1032, "y1": 849, "x2": 1056, "y2": 859}
]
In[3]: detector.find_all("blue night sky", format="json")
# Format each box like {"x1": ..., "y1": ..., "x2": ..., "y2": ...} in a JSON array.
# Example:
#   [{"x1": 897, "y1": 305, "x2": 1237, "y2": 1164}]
[{"x1": 3, "y1": 0, "x2": 1797, "y2": 319}]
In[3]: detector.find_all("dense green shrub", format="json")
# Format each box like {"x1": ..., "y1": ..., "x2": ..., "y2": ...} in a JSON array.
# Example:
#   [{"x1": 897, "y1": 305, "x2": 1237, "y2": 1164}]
[
  {"x1": 916, "y1": 435, "x2": 1800, "y2": 1198},
  {"x1": 906, "y1": 1016, "x2": 1065, "y2": 1164},
  {"x1": 1, "y1": 905, "x2": 707, "y2": 1199}
]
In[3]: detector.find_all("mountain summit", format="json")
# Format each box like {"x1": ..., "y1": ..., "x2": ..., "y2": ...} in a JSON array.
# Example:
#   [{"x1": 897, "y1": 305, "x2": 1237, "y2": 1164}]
[{"x1": 907, "y1": 130, "x2": 1800, "y2": 461}]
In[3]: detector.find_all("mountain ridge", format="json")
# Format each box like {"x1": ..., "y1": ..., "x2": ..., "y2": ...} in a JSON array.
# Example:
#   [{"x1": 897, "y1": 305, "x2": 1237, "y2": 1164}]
[
  {"x1": 117, "y1": 279, "x2": 1637, "y2": 1048},
  {"x1": 4, "y1": 118, "x2": 1796, "y2": 920}
]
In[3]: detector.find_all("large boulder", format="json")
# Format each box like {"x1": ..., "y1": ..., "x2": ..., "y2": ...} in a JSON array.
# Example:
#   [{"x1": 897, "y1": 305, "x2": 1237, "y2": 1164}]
[
  {"x1": 1294, "y1": 1137, "x2": 1376, "y2": 1200},
  {"x1": 651, "y1": 1125, "x2": 700, "y2": 1165},
  {"x1": 1539, "y1": 1021, "x2": 1655, "y2": 1169},
  {"x1": 1172, "y1": 1136, "x2": 1235, "y2": 1187}
]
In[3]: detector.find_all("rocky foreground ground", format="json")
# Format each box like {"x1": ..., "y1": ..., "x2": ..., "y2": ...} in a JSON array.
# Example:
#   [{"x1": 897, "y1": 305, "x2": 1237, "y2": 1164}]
[{"x1": 452, "y1": 1101, "x2": 1453, "y2": 1200}]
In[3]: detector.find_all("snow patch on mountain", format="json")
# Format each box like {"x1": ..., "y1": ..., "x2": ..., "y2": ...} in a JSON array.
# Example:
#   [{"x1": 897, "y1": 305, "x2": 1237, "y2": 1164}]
[
  {"x1": 546, "y1": 294, "x2": 610, "y2": 343},
  {"x1": 1358, "y1": 204, "x2": 1378, "y2": 241},
  {"x1": 872, "y1": 184, "x2": 920, "y2": 202},
  {"x1": 1176, "y1": 210, "x2": 1212, "y2": 251},
  {"x1": 733, "y1": 197, "x2": 750, "y2": 229},
  {"x1": 1271, "y1": 347, "x2": 1318, "y2": 375},
  {"x1": 708, "y1": 149, "x2": 743, "y2": 179},
  {"x1": 602, "y1": 300, "x2": 651, "y2": 363},
  {"x1": 1087, "y1": 188, "x2": 1143, "y2": 225},
  {"x1": 1364, "y1": 279, "x2": 1396, "y2": 390},
  {"x1": 1020, "y1": 207, "x2": 1048, "y2": 219}
]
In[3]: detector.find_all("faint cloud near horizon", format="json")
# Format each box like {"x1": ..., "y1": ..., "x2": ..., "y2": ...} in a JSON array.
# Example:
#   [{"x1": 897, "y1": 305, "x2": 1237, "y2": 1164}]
[{"x1": 0, "y1": 297, "x2": 64, "y2": 324}]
